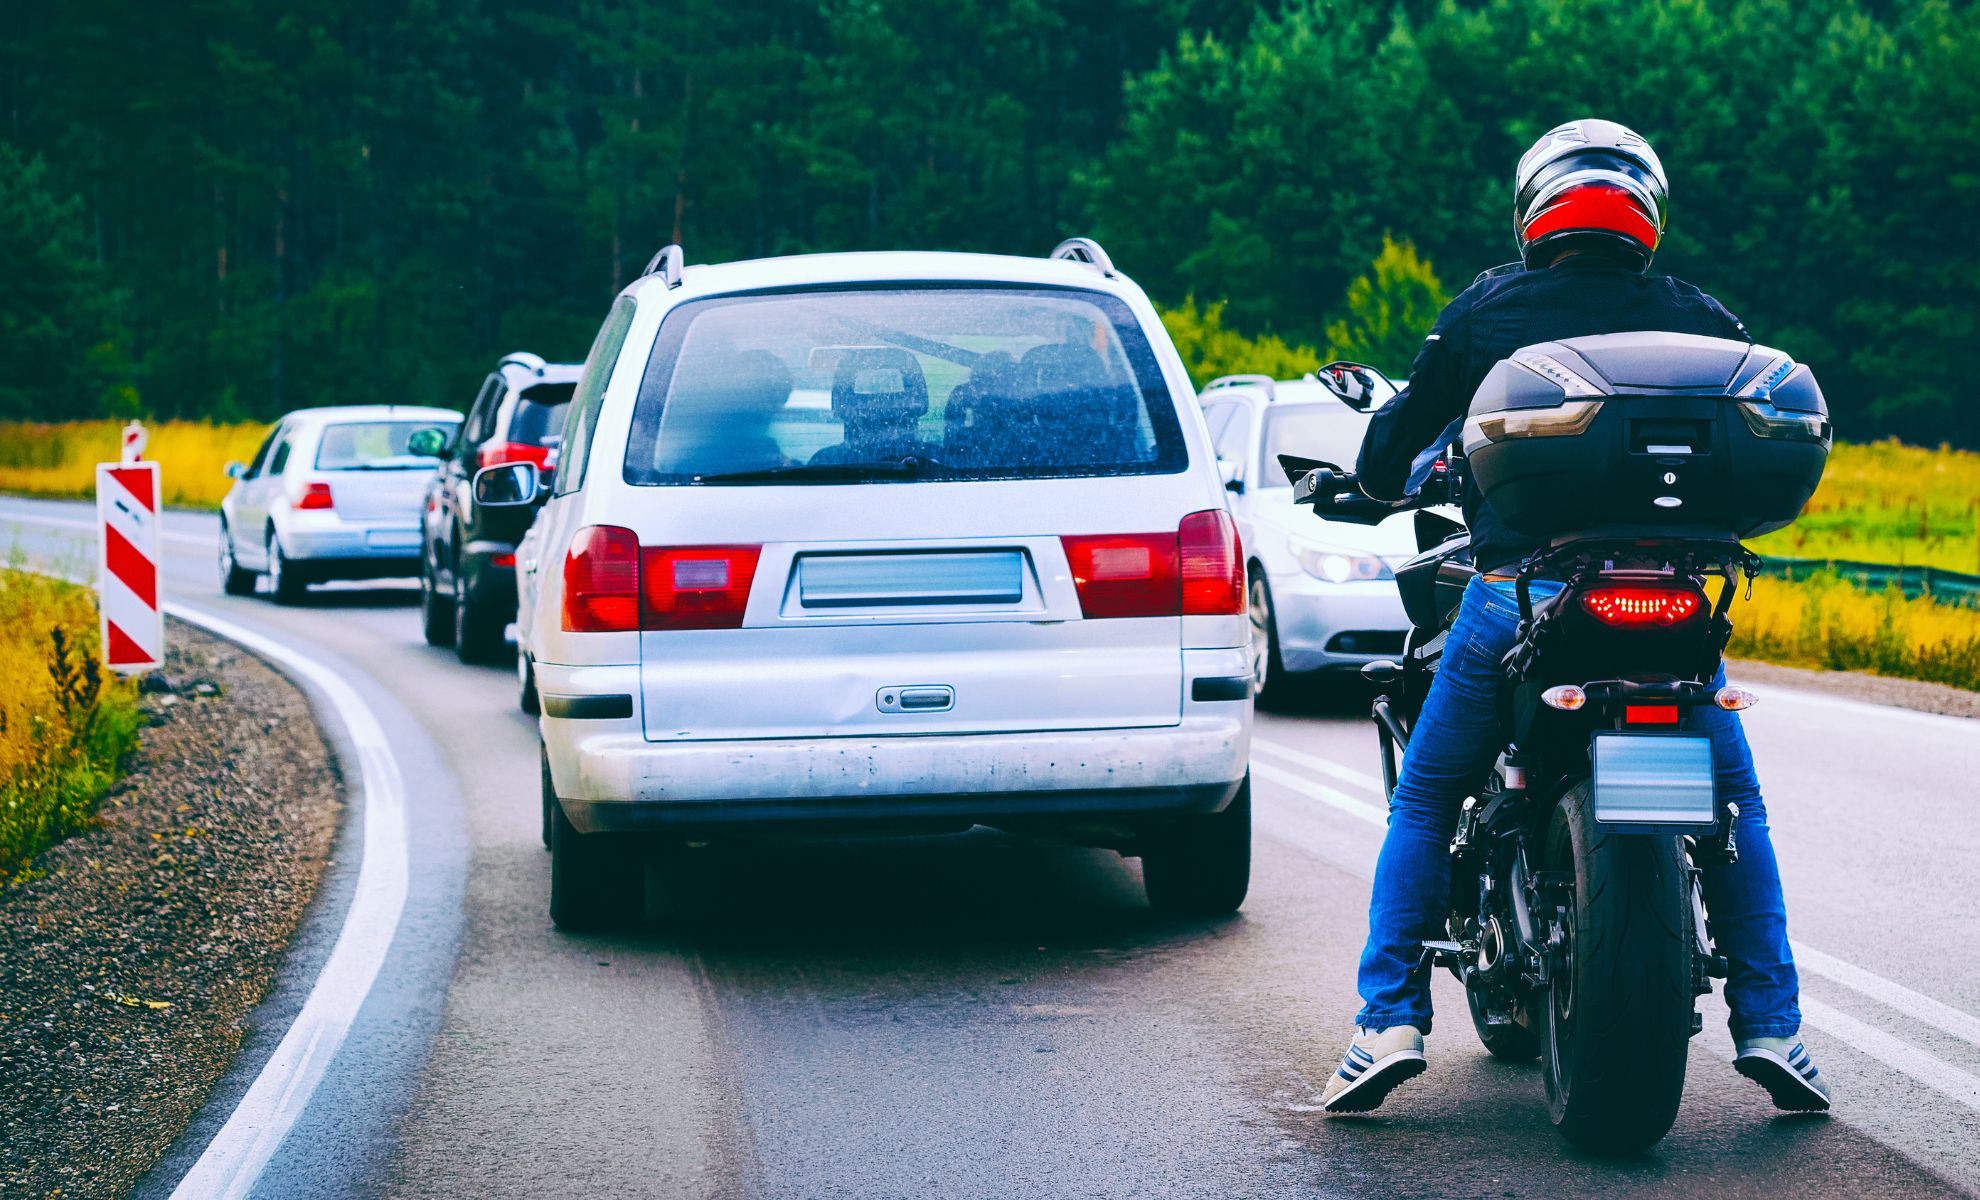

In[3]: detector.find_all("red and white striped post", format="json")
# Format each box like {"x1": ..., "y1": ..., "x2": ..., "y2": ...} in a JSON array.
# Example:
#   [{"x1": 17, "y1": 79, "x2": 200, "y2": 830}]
[{"x1": 97, "y1": 420, "x2": 164, "y2": 673}]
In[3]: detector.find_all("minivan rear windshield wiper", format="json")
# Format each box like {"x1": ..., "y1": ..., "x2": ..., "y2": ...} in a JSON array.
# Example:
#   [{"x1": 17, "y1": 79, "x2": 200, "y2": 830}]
[{"x1": 688, "y1": 460, "x2": 941, "y2": 485}]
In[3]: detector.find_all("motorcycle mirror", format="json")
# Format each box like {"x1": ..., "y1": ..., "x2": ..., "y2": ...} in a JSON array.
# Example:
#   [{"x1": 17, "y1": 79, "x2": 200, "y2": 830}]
[{"x1": 1315, "y1": 361, "x2": 1400, "y2": 412}]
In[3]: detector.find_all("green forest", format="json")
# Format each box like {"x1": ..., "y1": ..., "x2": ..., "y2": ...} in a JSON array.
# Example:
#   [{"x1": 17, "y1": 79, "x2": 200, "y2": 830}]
[{"x1": 3, "y1": 0, "x2": 1977, "y2": 448}]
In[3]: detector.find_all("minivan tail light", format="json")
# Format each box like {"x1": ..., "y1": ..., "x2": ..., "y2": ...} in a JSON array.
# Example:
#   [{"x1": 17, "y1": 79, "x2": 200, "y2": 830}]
[
  {"x1": 1179, "y1": 509, "x2": 1244, "y2": 615},
  {"x1": 1060, "y1": 532, "x2": 1179, "y2": 619},
  {"x1": 479, "y1": 440, "x2": 554, "y2": 471},
  {"x1": 641, "y1": 546, "x2": 761, "y2": 630},
  {"x1": 297, "y1": 482, "x2": 335, "y2": 510},
  {"x1": 1579, "y1": 586, "x2": 1702, "y2": 627},
  {"x1": 563, "y1": 525, "x2": 641, "y2": 632}
]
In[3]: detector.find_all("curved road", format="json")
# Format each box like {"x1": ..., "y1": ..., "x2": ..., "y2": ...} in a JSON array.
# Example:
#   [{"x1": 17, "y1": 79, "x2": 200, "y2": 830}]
[{"x1": 5, "y1": 494, "x2": 1978, "y2": 1198}]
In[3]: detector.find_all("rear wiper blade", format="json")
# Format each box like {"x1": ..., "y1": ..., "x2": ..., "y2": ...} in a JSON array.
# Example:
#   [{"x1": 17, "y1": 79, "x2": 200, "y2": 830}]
[{"x1": 689, "y1": 460, "x2": 932, "y2": 484}]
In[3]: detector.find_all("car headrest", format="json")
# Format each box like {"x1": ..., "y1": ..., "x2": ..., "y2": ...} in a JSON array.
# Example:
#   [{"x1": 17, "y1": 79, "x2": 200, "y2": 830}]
[{"x1": 833, "y1": 346, "x2": 928, "y2": 418}]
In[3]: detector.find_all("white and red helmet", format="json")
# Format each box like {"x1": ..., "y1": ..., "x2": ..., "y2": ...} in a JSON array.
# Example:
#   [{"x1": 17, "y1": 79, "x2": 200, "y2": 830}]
[{"x1": 1515, "y1": 119, "x2": 1668, "y2": 270}]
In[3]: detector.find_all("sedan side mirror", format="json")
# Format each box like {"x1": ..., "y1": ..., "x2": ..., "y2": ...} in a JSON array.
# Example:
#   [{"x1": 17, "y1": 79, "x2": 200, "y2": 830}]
[
  {"x1": 472, "y1": 461, "x2": 540, "y2": 507},
  {"x1": 407, "y1": 427, "x2": 451, "y2": 458},
  {"x1": 224, "y1": 461, "x2": 247, "y2": 479}
]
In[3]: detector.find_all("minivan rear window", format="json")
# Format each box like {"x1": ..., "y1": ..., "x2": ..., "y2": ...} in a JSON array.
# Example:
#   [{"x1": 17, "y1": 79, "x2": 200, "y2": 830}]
[
  {"x1": 623, "y1": 287, "x2": 1187, "y2": 485},
  {"x1": 314, "y1": 419, "x2": 459, "y2": 471},
  {"x1": 511, "y1": 383, "x2": 575, "y2": 445}
]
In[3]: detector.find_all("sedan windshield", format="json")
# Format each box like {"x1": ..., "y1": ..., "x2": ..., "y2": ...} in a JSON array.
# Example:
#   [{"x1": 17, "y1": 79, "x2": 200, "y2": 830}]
[
  {"x1": 623, "y1": 287, "x2": 1186, "y2": 485},
  {"x1": 314, "y1": 419, "x2": 459, "y2": 470},
  {"x1": 1261, "y1": 405, "x2": 1374, "y2": 486}
]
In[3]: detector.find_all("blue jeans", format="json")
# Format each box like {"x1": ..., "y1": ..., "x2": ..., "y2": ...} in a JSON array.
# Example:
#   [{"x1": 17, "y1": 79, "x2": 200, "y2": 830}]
[{"x1": 1354, "y1": 577, "x2": 1801, "y2": 1040}]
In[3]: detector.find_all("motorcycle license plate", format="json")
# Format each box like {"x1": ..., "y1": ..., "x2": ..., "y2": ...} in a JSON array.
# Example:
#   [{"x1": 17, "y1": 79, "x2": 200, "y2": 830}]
[{"x1": 1590, "y1": 732, "x2": 1717, "y2": 831}]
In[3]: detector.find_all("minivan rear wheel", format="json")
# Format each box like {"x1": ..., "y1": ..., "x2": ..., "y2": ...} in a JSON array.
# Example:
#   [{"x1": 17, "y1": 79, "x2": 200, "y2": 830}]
[
  {"x1": 547, "y1": 757, "x2": 640, "y2": 929},
  {"x1": 1141, "y1": 774, "x2": 1251, "y2": 916}
]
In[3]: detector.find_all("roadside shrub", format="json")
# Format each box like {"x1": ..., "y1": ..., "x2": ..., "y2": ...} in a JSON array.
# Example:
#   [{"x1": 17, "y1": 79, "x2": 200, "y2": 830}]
[
  {"x1": 0, "y1": 419, "x2": 273, "y2": 509},
  {"x1": 0, "y1": 570, "x2": 143, "y2": 884},
  {"x1": 1750, "y1": 439, "x2": 1980, "y2": 573},
  {"x1": 1159, "y1": 298, "x2": 1322, "y2": 390},
  {"x1": 1730, "y1": 570, "x2": 1980, "y2": 692}
]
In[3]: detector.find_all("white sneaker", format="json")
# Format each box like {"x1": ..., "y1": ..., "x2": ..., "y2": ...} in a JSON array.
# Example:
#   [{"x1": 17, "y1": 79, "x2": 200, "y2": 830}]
[
  {"x1": 1319, "y1": 1026, "x2": 1427, "y2": 1113},
  {"x1": 1735, "y1": 1036, "x2": 1833, "y2": 1112}
]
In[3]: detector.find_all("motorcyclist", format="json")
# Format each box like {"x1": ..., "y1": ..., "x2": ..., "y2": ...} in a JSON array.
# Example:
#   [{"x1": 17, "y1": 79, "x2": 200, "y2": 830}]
[{"x1": 1318, "y1": 119, "x2": 1831, "y2": 1115}]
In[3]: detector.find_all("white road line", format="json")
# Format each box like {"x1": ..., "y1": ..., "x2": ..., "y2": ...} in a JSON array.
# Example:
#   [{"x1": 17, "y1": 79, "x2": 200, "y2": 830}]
[
  {"x1": 1799, "y1": 996, "x2": 1980, "y2": 1112},
  {"x1": 157, "y1": 603, "x2": 408, "y2": 1200},
  {"x1": 1249, "y1": 759, "x2": 1385, "y2": 828},
  {"x1": 1791, "y1": 941, "x2": 1980, "y2": 1051},
  {"x1": 1751, "y1": 685, "x2": 1979, "y2": 732},
  {"x1": 1250, "y1": 736, "x2": 1385, "y2": 794},
  {"x1": 0, "y1": 507, "x2": 213, "y2": 550}
]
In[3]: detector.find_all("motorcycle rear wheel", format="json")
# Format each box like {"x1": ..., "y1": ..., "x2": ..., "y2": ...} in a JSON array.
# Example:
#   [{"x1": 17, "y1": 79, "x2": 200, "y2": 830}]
[{"x1": 1541, "y1": 780, "x2": 1694, "y2": 1154}]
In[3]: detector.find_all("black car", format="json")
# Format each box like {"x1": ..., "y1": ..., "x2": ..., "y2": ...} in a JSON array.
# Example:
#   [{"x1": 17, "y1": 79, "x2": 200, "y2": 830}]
[{"x1": 419, "y1": 352, "x2": 580, "y2": 662}]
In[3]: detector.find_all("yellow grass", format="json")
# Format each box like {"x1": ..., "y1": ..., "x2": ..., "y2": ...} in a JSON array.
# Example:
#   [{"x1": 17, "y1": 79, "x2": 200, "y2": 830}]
[
  {"x1": 0, "y1": 568, "x2": 143, "y2": 883},
  {"x1": 1750, "y1": 439, "x2": 1980, "y2": 573},
  {"x1": 0, "y1": 419, "x2": 272, "y2": 509},
  {"x1": 1729, "y1": 571, "x2": 1980, "y2": 691}
]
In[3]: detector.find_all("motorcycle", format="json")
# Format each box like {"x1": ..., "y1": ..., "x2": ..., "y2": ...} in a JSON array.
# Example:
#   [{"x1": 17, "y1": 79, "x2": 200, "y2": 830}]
[{"x1": 1290, "y1": 334, "x2": 1831, "y2": 1152}]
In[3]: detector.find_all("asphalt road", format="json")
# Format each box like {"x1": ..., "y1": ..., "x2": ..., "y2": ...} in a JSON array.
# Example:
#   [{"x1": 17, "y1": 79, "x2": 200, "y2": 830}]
[{"x1": 5, "y1": 494, "x2": 1978, "y2": 1199}]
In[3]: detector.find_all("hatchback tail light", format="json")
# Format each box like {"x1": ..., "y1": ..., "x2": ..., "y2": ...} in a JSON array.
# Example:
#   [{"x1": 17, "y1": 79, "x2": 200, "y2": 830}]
[
  {"x1": 296, "y1": 482, "x2": 335, "y2": 511},
  {"x1": 1179, "y1": 509, "x2": 1244, "y2": 615},
  {"x1": 478, "y1": 440, "x2": 554, "y2": 471},
  {"x1": 563, "y1": 525, "x2": 641, "y2": 632},
  {"x1": 1061, "y1": 510, "x2": 1245, "y2": 619},
  {"x1": 641, "y1": 546, "x2": 761, "y2": 630},
  {"x1": 1579, "y1": 586, "x2": 1702, "y2": 627}
]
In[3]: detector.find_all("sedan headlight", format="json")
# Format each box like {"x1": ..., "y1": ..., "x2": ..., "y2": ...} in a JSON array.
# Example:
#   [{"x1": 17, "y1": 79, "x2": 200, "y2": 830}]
[{"x1": 1291, "y1": 537, "x2": 1394, "y2": 583}]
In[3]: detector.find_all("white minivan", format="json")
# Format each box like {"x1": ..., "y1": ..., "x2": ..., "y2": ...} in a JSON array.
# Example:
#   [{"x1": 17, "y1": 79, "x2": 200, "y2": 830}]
[{"x1": 490, "y1": 241, "x2": 1253, "y2": 928}]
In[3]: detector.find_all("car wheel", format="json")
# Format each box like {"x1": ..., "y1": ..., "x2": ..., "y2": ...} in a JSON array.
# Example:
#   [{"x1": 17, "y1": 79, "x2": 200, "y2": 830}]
[
  {"x1": 519, "y1": 649, "x2": 541, "y2": 716},
  {"x1": 547, "y1": 753, "x2": 639, "y2": 928},
  {"x1": 454, "y1": 562, "x2": 507, "y2": 665},
  {"x1": 218, "y1": 522, "x2": 256, "y2": 595},
  {"x1": 420, "y1": 551, "x2": 455, "y2": 647},
  {"x1": 1141, "y1": 774, "x2": 1251, "y2": 916},
  {"x1": 266, "y1": 531, "x2": 307, "y2": 605},
  {"x1": 1248, "y1": 574, "x2": 1293, "y2": 709}
]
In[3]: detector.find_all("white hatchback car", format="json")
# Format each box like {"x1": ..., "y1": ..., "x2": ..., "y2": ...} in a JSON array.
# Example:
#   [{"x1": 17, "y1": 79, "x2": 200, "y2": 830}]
[
  {"x1": 495, "y1": 241, "x2": 1253, "y2": 928},
  {"x1": 1195, "y1": 375, "x2": 1418, "y2": 705},
  {"x1": 219, "y1": 405, "x2": 461, "y2": 603}
]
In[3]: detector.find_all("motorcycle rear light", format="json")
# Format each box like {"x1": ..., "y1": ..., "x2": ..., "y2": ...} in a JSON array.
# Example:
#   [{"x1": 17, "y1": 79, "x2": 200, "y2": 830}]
[
  {"x1": 478, "y1": 440, "x2": 554, "y2": 470},
  {"x1": 562, "y1": 525, "x2": 641, "y2": 632},
  {"x1": 1579, "y1": 587, "x2": 1702, "y2": 627},
  {"x1": 1625, "y1": 704, "x2": 1680, "y2": 726},
  {"x1": 1540, "y1": 684, "x2": 1586, "y2": 711},
  {"x1": 296, "y1": 482, "x2": 335, "y2": 511},
  {"x1": 1178, "y1": 509, "x2": 1244, "y2": 616},
  {"x1": 1714, "y1": 684, "x2": 1759, "y2": 711},
  {"x1": 1062, "y1": 512, "x2": 1244, "y2": 620},
  {"x1": 641, "y1": 545, "x2": 761, "y2": 630}
]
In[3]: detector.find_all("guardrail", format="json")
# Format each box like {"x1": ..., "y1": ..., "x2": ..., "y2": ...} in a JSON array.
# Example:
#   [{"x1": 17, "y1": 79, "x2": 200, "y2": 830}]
[{"x1": 1760, "y1": 557, "x2": 1980, "y2": 606}]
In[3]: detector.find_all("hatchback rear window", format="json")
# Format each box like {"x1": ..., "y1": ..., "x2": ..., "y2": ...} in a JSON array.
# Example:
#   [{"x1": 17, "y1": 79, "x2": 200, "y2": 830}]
[
  {"x1": 510, "y1": 383, "x2": 575, "y2": 445},
  {"x1": 623, "y1": 287, "x2": 1186, "y2": 485},
  {"x1": 314, "y1": 419, "x2": 459, "y2": 471}
]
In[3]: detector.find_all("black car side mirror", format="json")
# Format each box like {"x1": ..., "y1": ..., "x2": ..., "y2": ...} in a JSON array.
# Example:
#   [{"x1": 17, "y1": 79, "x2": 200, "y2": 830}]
[{"x1": 473, "y1": 461, "x2": 540, "y2": 507}]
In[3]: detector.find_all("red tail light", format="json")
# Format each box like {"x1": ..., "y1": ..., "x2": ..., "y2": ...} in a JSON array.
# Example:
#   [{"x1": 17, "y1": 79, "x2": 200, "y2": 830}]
[
  {"x1": 478, "y1": 440, "x2": 554, "y2": 471},
  {"x1": 562, "y1": 525, "x2": 641, "y2": 632},
  {"x1": 1061, "y1": 532, "x2": 1178, "y2": 618},
  {"x1": 296, "y1": 482, "x2": 335, "y2": 510},
  {"x1": 1061, "y1": 510, "x2": 1245, "y2": 619},
  {"x1": 1179, "y1": 509, "x2": 1244, "y2": 615},
  {"x1": 1579, "y1": 587, "x2": 1702, "y2": 627},
  {"x1": 641, "y1": 546, "x2": 761, "y2": 630}
]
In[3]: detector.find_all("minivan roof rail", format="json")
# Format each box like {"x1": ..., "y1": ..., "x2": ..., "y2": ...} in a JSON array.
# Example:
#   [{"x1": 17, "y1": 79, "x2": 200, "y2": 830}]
[
  {"x1": 1204, "y1": 373, "x2": 1277, "y2": 401},
  {"x1": 1050, "y1": 237, "x2": 1115, "y2": 277},
  {"x1": 497, "y1": 350, "x2": 549, "y2": 377},
  {"x1": 642, "y1": 244, "x2": 685, "y2": 288}
]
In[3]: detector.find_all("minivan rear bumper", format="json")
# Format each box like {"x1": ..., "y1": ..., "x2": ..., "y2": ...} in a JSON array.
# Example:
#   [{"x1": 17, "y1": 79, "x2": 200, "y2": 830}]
[{"x1": 546, "y1": 715, "x2": 1250, "y2": 835}]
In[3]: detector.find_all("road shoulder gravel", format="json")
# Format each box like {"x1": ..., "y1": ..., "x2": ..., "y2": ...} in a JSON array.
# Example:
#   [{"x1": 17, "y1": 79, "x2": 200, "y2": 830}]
[
  {"x1": 0, "y1": 618, "x2": 342, "y2": 1198},
  {"x1": 1727, "y1": 657, "x2": 1978, "y2": 719}
]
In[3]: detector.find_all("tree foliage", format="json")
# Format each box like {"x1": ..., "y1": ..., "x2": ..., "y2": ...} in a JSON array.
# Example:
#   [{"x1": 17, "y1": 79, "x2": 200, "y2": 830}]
[
  {"x1": 1161, "y1": 298, "x2": 1321, "y2": 388},
  {"x1": 1324, "y1": 236, "x2": 1450, "y2": 377},
  {"x1": 0, "y1": 0, "x2": 1974, "y2": 448}
]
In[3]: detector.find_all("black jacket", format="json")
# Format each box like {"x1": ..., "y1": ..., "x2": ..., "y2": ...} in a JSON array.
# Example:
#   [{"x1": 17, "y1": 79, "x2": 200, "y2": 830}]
[{"x1": 1356, "y1": 256, "x2": 1750, "y2": 572}]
